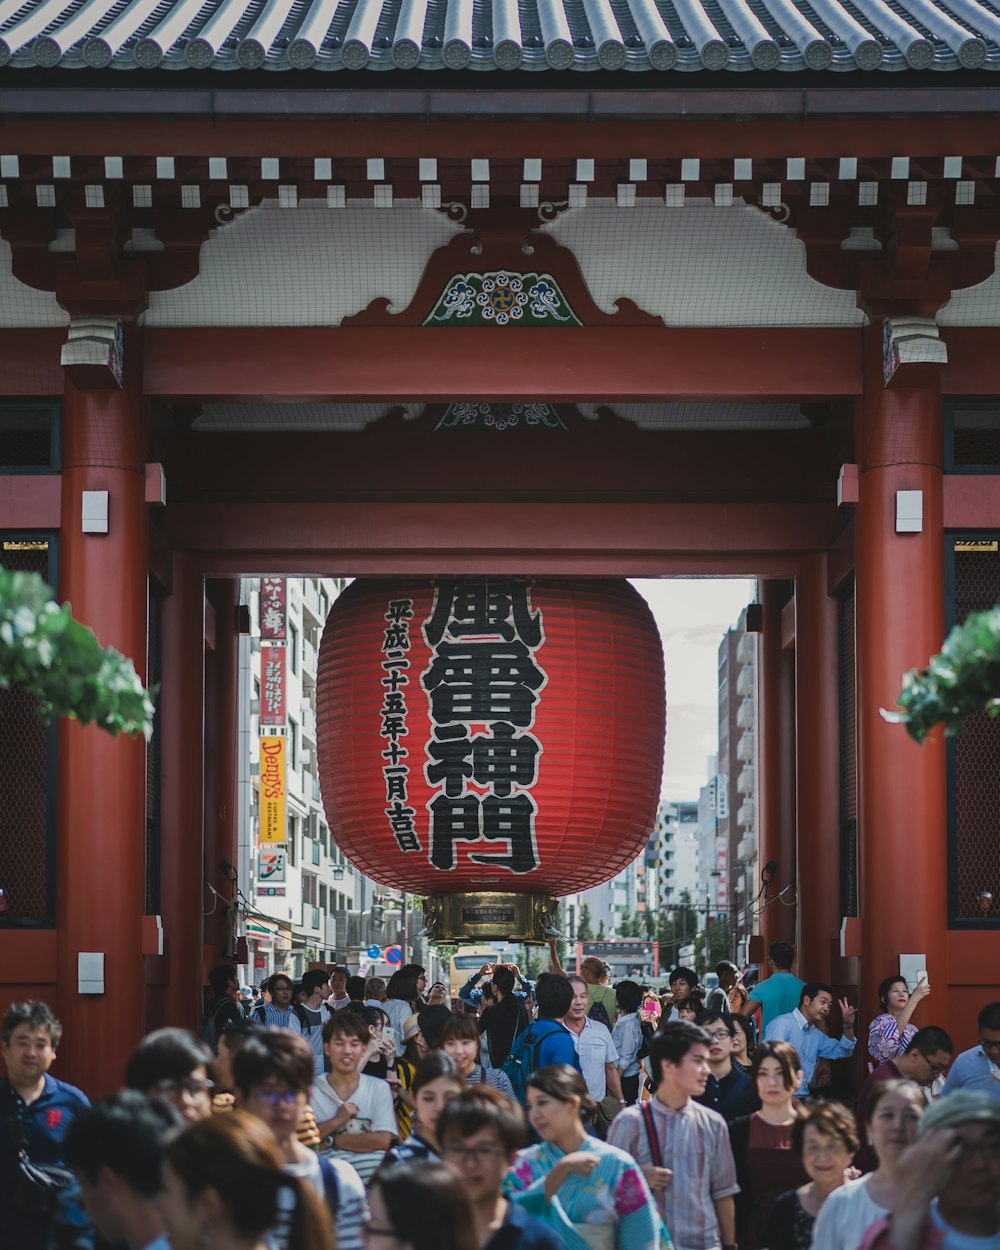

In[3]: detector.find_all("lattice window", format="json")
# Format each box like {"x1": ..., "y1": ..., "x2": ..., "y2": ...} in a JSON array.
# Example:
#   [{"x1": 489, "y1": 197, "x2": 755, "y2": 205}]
[
  {"x1": 949, "y1": 537, "x2": 1000, "y2": 926},
  {"x1": 946, "y1": 404, "x2": 1000, "y2": 471},
  {"x1": 0, "y1": 536, "x2": 56, "y2": 925},
  {"x1": 0, "y1": 403, "x2": 59, "y2": 472}
]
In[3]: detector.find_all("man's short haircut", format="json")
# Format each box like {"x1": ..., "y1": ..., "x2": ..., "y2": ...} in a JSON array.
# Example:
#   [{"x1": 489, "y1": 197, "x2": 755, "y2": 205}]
[
  {"x1": 63, "y1": 1091, "x2": 179, "y2": 1196},
  {"x1": 125, "y1": 1028, "x2": 213, "y2": 1092},
  {"x1": 906, "y1": 1026, "x2": 954, "y2": 1056},
  {"x1": 232, "y1": 1030, "x2": 313, "y2": 1096},
  {"x1": 799, "y1": 981, "x2": 835, "y2": 1007},
  {"x1": 207, "y1": 964, "x2": 237, "y2": 997},
  {"x1": 346, "y1": 975, "x2": 366, "y2": 1001},
  {"x1": 648, "y1": 1021, "x2": 711, "y2": 1087},
  {"x1": 301, "y1": 968, "x2": 331, "y2": 997},
  {"x1": 266, "y1": 973, "x2": 293, "y2": 993},
  {"x1": 2, "y1": 1000, "x2": 62, "y2": 1049},
  {"x1": 791, "y1": 1100, "x2": 859, "y2": 1157},
  {"x1": 615, "y1": 980, "x2": 643, "y2": 1015},
  {"x1": 492, "y1": 966, "x2": 515, "y2": 997},
  {"x1": 979, "y1": 1001, "x2": 1000, "y2": 1033},
  {"x1": 323, "y1": 1009, "x2": 370, "y2": 1043},
  {"x1": 536, "y1": 973, "x2": 574, "y2": 1020},
  {"x1": 437, "y1": 1086, "x2": 526, "y2": 1154},
  {"x1": 716, "y1": 961, "x2": 740, "y2": 975},
  {"x1": 329, "y1": 964, "x2": 350, "y2": 980},
  {"x1": 695, "y1": 1010, "x2": 735, "y2": 1036},
  {"x1": 219, "y1": 1018, "x2": 264, "y2": 1052},
  {"x1": 365, "y1": 977, "x2": 387, "y2": 999},
  {"x1": 441, "y1": 1013, "x2": 479, "y2": 1044},
  {"x1": 769, "y1": 942, "x2": 795, "y2": 971},
  {"x1": 669, "y1": 967, "x2": 698, "y2": 989}
]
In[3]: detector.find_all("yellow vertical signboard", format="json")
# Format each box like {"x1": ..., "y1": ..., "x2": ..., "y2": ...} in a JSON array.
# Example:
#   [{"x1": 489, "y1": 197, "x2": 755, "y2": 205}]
[{"x1": 259, "y1": 736, "x2": 287, "y2": 843}]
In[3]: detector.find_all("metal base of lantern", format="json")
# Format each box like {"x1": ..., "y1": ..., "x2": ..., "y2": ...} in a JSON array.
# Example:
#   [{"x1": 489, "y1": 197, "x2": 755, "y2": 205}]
[{"x1": 423, "y1": 892, "x2": 559, "y2": 944}]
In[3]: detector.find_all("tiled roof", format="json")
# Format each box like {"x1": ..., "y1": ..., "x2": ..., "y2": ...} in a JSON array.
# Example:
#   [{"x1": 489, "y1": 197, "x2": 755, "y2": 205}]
[{"x1": 0, "y1": 0, "x2": 998, "y2": 73}]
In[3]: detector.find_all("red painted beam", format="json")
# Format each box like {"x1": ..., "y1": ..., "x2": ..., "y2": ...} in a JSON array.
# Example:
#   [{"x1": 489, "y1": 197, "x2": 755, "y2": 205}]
[
  {"x1": 165, "y1": 500, "x2": 839, "y2": 577},
  {"x1": 943, "y1": 475, "x2": 1000, "y2": 527},
  {"x1": 4, "y1": 118, "x2": 1000, "y2": 160},
  {"x1": 0, "y1": 330, "x2": 65, "y2": 395},
  {"x1": 0, "y1": 475, "x2": 61, "y2": 529},
  {"x1": 144, "y1": 327, "x2": 861, "y2": 401}
]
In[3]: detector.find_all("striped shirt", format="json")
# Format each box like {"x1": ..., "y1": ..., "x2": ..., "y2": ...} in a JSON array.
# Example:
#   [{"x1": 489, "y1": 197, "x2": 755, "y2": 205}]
[
  {"x1": 608, "y1": 1096, "x2": 739, "y2": 1250},
  {"x1": 468, "y1": 1063, "x2": 516, "y2": 1100}
]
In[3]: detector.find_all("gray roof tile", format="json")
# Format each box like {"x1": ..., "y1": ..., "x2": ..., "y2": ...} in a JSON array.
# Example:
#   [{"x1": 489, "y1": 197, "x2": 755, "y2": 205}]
[{"x1": 0, "y1": 0, "x2": 997, "y2": 67}]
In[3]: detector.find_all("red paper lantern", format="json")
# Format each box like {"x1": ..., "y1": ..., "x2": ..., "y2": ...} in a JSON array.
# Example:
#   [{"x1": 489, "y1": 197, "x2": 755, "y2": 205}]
[{"x1": 316, "y1": 578, "x2": 665, "y2": 898}]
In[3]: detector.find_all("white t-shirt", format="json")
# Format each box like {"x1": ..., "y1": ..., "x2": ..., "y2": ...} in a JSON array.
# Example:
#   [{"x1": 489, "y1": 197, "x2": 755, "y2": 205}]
[
  {"x1": 570, "y1": 1018, "x2": 618, "y2": 1101},
  {"x1": 811, "y1": 1176, "x2": 887, "y2": 1250},
  {"x1": 310, "y1": 1073, "x2": 397, "y2": 1183}
]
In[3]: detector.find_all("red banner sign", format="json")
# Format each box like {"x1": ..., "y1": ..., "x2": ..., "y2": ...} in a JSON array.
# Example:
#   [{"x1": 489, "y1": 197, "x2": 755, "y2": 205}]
[{"x1": 260, "y1": 646, "x2": 286, "y2": 727}]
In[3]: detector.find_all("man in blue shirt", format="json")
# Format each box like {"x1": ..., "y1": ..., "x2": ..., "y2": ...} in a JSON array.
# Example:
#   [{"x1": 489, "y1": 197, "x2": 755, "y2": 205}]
[
  {"x1": 0, "y1": 1000, "x2": 92, "y2": 1250},
  {"x1": 438, "y1": 1086, "x2": 563, "y2": 1250},
  {"x1": 741, "y1": 942, "x2": 805, "y2": 1032},
  {"x1": 764, "y1": 982, "x2": 857, "y2": 1096},
  {"x1": 526, "y1": 974, "x2": 582, "y2": 1071},
  {"x1": 942, "y1": 1001, "x2": 1000, "y2": 1102}
]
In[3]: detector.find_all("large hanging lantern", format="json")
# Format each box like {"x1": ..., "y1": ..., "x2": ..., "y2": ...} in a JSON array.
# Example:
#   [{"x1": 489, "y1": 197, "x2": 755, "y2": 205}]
[{"x1": 316, "y1": 578, "x2": 665, "y2": 941}]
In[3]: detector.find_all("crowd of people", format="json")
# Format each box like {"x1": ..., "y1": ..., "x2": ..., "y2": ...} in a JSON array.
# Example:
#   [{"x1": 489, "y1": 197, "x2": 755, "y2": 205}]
[{"x1": 3, "y1": 940, "x2": 1000, "y2": 1250}]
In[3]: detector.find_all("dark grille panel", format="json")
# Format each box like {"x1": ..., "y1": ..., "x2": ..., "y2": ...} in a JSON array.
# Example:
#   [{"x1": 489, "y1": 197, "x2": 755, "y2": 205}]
[
  {"x1": 950, "y1": 539, "x2": 1000, "y2": 923},
  {"x1": 0, "y1": 538, "x2": 55, "y2": 924},
  {"x1": 949, "y1": 406, "x2": 1000, "y2": 470},
  {"x1": 838, "y1": 582, "x2": 858, "y2": 918},
  {"x1": 0, "y1": 405, "x2": 58, "y2": 471}
]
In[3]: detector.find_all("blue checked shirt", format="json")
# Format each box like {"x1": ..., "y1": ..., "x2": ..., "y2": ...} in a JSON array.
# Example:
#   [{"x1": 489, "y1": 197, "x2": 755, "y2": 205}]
[{"x1": 764, "y1": 1007, "x2": 856, "y2": 1095}]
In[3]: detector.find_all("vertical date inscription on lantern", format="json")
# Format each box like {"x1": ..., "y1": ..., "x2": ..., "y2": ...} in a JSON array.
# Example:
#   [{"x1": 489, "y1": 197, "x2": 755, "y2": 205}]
[
  {"x1": 380, "y1": 598, "x2": 418, "y2": 853},
  {"x1": 419, "y1": 580, "x2": 547, "y2": 875}
]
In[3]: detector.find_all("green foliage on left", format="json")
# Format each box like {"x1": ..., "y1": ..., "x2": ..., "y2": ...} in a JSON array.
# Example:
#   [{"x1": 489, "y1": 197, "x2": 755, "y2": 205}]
[
  {"x1": 0, "y1": 569, "x2": 155, "y2": 739},
  {"x1": 884, "y1": 605, "x2": 1000, "y2": 744}
]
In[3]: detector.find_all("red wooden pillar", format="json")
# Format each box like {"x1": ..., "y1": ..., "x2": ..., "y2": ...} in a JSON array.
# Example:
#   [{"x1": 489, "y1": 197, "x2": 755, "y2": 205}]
[
  {"x1": 56, "y1": 378, "x2": 147, "y2": 1095},
  {"x1": 855, "y1": 323, "x2": 947, "y2": 1021},
  {"x1": 203, "y1": 578, "x2": 240, "y2": 965},
  {"x1": 159, "y1": 551, "x2": 205, "y2": 1031},
  {"x1": 758, "y1": 580, "x2": 796, "y2": 950},
  {"x1": 794, "y1": 554, "x2": 841, "y2": 985}
]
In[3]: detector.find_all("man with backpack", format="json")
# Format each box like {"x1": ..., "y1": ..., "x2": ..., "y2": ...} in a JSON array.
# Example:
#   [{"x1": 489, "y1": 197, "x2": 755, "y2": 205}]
[
  {"x1": 252, "y1": 973, "x2": 304, "y2": 1035},
  {"x1": 501, "y1": 973, "x2": 580, "y2": 1104},
  {"x1": 201, "y1": 964, "x2": 244, "y2": 1051}
]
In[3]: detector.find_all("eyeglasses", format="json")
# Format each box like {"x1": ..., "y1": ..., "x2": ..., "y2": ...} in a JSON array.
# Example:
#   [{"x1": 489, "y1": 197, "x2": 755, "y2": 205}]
[
  {"x1": 441, "y1": 1144, "x2": 507, "y2": 1164},
  {"x1": 706, "y1": 1030, "x2": 732, "y2": 1042},
  {"x1": 916, "y1": 1052, "x2": 949, "y2": 1077},
  {"x1": 152, "y1": 1077, "x2": 214, "y2": 1098},
  {"x1": 980, "y1": 1037, "x2": 1000, "y2": 1054},
  {"x1": 252, "y1": 1088, "x2": 302, "y2": 1106}
]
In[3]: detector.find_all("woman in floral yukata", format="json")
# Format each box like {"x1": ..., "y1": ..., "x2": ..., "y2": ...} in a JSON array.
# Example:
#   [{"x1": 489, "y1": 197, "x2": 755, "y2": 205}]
[{"x1": 504, "y1": 1064, "x2": 671, "y2": 1250}]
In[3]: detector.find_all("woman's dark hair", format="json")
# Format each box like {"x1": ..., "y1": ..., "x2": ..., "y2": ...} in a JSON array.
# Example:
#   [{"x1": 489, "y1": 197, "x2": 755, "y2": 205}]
[
  {"x1": 792, "y1": 1100, "x2": 860, "y2": 1156},
  {"x1": 387, "y1": 967, "x2": 422, "y2": 1004},
  {"x1": 165, "y1": 1112, "x2": 330, "y2": 1250},
  {"x1": 615, "y1": 980, "x2": 643, "y2": 1014},
  {"x1": 125, "y1": 1028, "x2": 213, "y2": 1092},
  {"x1": 371, "y1": 1161, "x2": 477, "y2": 1250},
  {"x1": 864, "y1": 1078, "x2": 924, "y2": 1124},
  {"x1": 412, "y1": 1051, "x2": 463, "y2": 1095},
  {"x1": 441, "y1": 1013, "x2": 480, "y2": 1044},
  {"x1": 361, "y1": 1005, "x2": 390, "y2": 1032},
  {"x1": 750, "y1": 1040, "x2": 802, "y2": 1092},
  {"x1": 232, "y1": 1030, "x2": 314, "y2": 1097},
  {"x1": 731, "y1": 1014, "x2": 755, "y2": 1057},
  {"x1": 878, "y1": 976, "x2": 908, "y2": 1011},
  {"x1": 527, "y1": 1064, "x2": 597, "y2": 1123},
  {"x1": 492, "y1": 966, "x2": 516, "y2": 997}
]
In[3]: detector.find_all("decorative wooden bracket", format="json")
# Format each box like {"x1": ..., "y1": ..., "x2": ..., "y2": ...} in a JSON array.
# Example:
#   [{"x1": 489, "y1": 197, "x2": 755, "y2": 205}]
[{"x1": 343, "y1": 206, "x2": 663, "y2": 328}]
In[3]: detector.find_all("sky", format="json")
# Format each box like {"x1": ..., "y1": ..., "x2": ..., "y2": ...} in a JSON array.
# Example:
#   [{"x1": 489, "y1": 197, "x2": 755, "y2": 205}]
[{"x1": 629, "y1": 578, "x2": 756, "y2": 803}]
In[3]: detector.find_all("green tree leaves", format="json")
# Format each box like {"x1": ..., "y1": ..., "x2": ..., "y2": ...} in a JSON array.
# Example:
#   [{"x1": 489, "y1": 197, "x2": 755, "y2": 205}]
[{"x1": 0, "y1": 569, "x2": 155, "y2": 739}]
